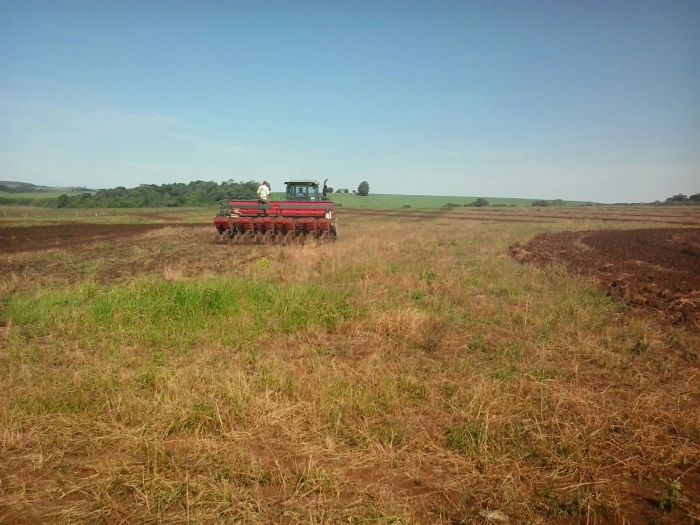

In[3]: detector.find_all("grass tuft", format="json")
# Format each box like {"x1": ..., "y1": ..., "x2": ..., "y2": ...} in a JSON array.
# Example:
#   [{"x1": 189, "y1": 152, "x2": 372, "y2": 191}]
[{"x1": 446, "y1": 423, "x2": 487, "y2": 455}]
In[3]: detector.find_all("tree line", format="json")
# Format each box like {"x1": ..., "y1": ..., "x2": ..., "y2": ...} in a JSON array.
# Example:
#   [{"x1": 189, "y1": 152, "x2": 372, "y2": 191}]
[
  {"x1": 331, "y1": 181, "x2": 370, "y2": 196},
  {"x1": 47, "y1": 180, "x2": 260, "y2": 208},
  {"x1": 655, "y1": 193, "x2": 700, "y2": 205},
  {"x1": 0, "y1": 179, "x2": 376, "y2": 208}
]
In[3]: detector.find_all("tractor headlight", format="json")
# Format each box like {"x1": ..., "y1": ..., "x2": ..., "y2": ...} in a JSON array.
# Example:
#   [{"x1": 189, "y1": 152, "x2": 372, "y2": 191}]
[{"x1": 325, "y1": 211, "x2": 332, "y2": 219}]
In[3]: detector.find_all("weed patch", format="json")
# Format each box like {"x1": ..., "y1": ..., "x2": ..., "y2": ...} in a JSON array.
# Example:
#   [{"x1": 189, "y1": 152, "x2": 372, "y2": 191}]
[
  {"x1": 2, "y1": 277, "x2": 353, "y2": 350},
  {"x1": 658, "y1": 480, "x2": 684, "y2": 513},
  {"x1": 543, "y1": 490, "x2": 591, "y2": 518},
  {"x1": 446, "y1": 422, "x2": 486, "y2": 455}
]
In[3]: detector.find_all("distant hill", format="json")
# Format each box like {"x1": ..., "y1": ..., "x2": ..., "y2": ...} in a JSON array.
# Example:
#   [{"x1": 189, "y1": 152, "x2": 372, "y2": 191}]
[{"x1": 0, "y1": 181, "x2": 94, "y2": 194}]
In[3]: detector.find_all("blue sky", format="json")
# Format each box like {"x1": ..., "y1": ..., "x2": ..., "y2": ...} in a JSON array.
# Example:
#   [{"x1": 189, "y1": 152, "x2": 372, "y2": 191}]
[{"x1": 1, "y1": 0, "x2": 698, "y2": 202}]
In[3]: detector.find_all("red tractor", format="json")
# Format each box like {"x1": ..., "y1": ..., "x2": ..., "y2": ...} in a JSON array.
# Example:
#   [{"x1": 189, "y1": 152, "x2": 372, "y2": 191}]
[{"x1": 214, "y1": 179, "x2": 338, "y2": 244}]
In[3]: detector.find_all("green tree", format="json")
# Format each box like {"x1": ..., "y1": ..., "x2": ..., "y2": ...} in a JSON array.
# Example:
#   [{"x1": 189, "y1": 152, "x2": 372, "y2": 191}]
[
  {"x1": 357, "y1": 181, "x2": 370, "y2": 196},
  {"x1": 56, "y1": 194, "x2": 70, "y2": 208},
  {"x1": 44, "y1": 180, "x2": 259, "y2": 209},
  {"x1": 666, "y1": 193, "x2": 688, "y2": 203}
]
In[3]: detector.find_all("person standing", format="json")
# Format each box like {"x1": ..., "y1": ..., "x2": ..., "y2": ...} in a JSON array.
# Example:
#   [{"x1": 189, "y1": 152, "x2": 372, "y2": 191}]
[{"x1": 257, "y1": 181, "x2": 271, "y2": 205}]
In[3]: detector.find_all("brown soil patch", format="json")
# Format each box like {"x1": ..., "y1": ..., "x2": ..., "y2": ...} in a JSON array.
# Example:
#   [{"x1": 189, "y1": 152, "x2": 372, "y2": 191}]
[
  {"x1": 343, "y1": 208, "x2": 554, "y2": 224},
  {"x1": 511, "y1": 228, "x2": 700, "y2": 325},
  {"x1": 0, "y1": 223, "x2": 272, "y2": 287},
  {"x1": 341, "y1": 208, "x2": 700, "y2": 226},
  {"x1": 0, "y1": 223, "x2": 202, "y2": 254}
]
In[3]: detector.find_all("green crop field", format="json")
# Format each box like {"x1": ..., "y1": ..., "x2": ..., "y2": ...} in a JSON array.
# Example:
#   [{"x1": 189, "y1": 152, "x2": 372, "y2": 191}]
[
  {"x1": 267, "y1": 192, "x2": 593, "y2": 209},
  {"x1": 328, "y1": 193, "x2": 535, "y2": 208}
]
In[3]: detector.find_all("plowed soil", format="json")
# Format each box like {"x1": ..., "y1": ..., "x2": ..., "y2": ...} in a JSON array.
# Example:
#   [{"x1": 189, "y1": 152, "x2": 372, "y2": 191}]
[
  {"x1": 0, "y1": 223, "x2": 271, "y2": 286},
  {"x1": 511, "y1": 228, "x2": 700, "y2": 325},
  {"x1": 0, "y1": 223, "x2": 198, "y2": 254}
]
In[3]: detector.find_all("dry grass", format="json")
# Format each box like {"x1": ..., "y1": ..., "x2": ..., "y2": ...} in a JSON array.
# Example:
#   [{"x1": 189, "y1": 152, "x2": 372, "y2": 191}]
[{"x1": 1, "y1": 207, "x2": 699, "y2": 523}]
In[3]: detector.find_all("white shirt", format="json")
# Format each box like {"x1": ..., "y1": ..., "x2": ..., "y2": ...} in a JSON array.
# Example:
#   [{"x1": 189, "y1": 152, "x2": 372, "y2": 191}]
[{"x1": 257, "y1": 184, "x2": 270, "y2": 201}]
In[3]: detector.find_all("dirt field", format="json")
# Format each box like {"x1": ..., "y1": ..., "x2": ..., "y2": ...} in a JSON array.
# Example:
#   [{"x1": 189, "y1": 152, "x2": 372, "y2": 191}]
[
  {"x1": 0, "y1": 223, "x2": 274, "y2": 285},
  {"x1": 1, "y1": 206, "x2": 699, "y2": 524},
  {"x1": 511, "y1": 228, "x2": 700, "y2": 325},
  {"x1": 0, "y1": 223, "x2": 195, "y2": 254}
]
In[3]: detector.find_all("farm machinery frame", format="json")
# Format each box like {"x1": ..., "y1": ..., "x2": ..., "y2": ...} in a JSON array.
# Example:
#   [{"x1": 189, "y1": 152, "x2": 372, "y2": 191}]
[{"x1": 213, "y1": 179, "x2": 338, "y2": 245}]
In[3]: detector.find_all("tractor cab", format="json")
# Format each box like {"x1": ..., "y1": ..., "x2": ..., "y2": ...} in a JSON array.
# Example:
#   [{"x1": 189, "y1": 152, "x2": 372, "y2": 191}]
[{"x1": 284, "y1": 179, "x2": 329, "y2": 201}]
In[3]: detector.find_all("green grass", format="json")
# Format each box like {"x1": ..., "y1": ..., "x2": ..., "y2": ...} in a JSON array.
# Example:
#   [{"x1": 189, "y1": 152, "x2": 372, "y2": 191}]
[
  {"x1": 446, "y1": 422, "x2": 487, "y2": 454},
  {"x1": 2, "y1": 278, "x2": 353, "y2": 351},
  {"x1": 325, "y1": 193, "x2": 591, "y2": 209},
  {"x1": 264, "y1": 192, "x2": 593, "y2": 209},
  {"x1": 658, "y1": 480, "x2": 684, "y2": 513}
]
